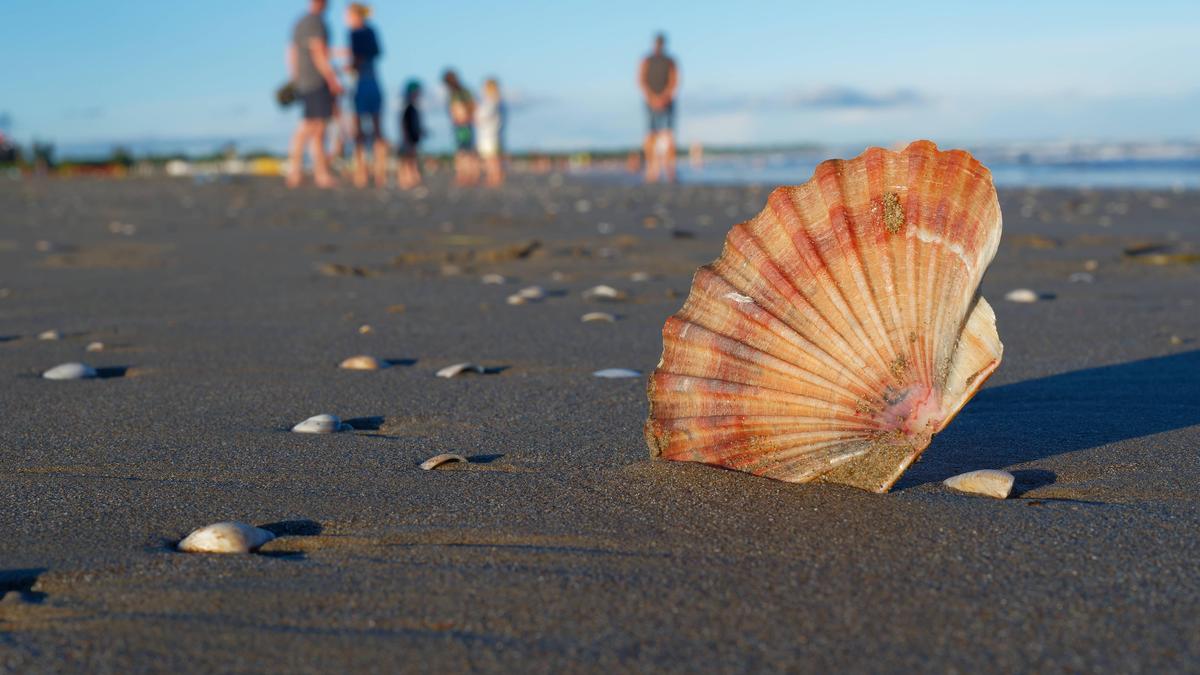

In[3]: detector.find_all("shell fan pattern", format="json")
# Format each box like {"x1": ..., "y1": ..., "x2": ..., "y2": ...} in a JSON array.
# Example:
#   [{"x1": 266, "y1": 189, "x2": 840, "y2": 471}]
[{"x1": 644, "y1": 141, "x2": 1003, "y2": 493}]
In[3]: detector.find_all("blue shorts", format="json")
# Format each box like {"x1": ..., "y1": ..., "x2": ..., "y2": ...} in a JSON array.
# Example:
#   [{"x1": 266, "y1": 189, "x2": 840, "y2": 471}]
[
  {"x1": 354, "y1": 75, "x2": 383, "y2": 116},
  {"x1": 647, "y1": 102, "x2": 675, "y2": 132}
]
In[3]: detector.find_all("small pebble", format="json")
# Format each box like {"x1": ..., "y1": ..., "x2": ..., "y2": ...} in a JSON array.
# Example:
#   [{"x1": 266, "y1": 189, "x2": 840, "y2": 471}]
[
  {"x1": 437, "y1": 362, "x2": 486, "y2": 378},
  {"x1": 593, "y1": 368, "x2": 642, "y2": 379},
  {"x1": 481, "y1": 273, "x2": 506, "y2": 285},
  {"x1": 1083, "y1": 259, "x2": 1099, "y2": 271},
  {"x1": 358, "y1": 324, "x2": 373, "y2": 334},
  {"x1": 85, "y1": 341, "x2": 105, "y2": 352},
  {"x1": 943, "y1": 469, "x2": 1014, "y2": 499},
  {"x1": 1004, "y1": 288, "x2": 1039, "y2": 303},
  {"x1": 339, "y1": 355, "x2": 386, "y2": 371},
  {"x1": 1170, "y1": 335, "x2": 1185, "y2": 346},
  {"x1": 177, "y1": 522, "x2": 275, "y2": 554},
  {"x1": 37, "y1": 329, "x2": 62, "y2": 341},
  {"x1": 581, "y1": 312, "x2": 616, "y2": 323},
  {"x1": 43, "y1": 362, "x2": 98, "y2": 380},
  {"x1": 629, "y1": 271, "x2": 652, "y2": 282},
  {"x1": 292, "y1": 414, "x2": 350, "y2": 433},
  {"x1": 420, "y1": 453, "x2": 467, "y2": 470},
  {"x1": 386, "y1": 303, "x2": 406, "y2": 314}
]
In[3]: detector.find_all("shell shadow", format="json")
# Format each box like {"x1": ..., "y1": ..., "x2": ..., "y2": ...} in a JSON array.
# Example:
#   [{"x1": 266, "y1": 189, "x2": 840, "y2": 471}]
[
  {"x1": 344, "y1": 416, "x2": 385, "y2": 431},
  {"x1": 259, "y1": 519, "x2": 323, "y2": 537},
  {"x1": 0, "y1": 568, "x2": 48, "y2": 604},
  {"x1": 96, "y1": 366, "x2": 129, "y2": 379},
  {"x1": 383, "y1": 358, "x2": 417, "y2": 367},
  {"x1": 257, "y1": 519, "x2": 323, "y2": 560},
  {"x1": 895, "y1": 349, "x2": 1200, "y2": 490}
]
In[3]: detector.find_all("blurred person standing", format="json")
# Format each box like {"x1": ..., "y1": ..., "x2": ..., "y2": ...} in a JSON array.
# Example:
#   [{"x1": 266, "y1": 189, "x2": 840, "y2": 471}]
[
  {"x1": 287, "y1": 0, "x2": 342, "y2": 188},
  {"x1": 638, "y1": 32, "x2": 678, "y2": 183},
  {"x1": 442, "y1": 69, "x2": 479, "y2": 186},
  {"x1": 397, "y1": 80, "x2": 425, "y2": 189},
  {"x1": 344, "y1": 3, "x2": 388, "y2": 188},
  {"x1": 476, "y1": 78, "x2": 506, "y2": 187}
]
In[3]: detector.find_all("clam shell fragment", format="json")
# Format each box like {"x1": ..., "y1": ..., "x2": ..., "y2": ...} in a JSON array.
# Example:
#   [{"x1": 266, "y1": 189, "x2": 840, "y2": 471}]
[
  {"x1": 582, "y1": 284, "x2": 626, "y2": 301},
  {"x1": 581, "y1": 312, "x2": 616, "y2": 323},
  {"x1": 1004, "y1": 288, "x2": 1039, "y2": 303},
  {"x1": 437, "y1": 362, "x2": 487, "y2": 378},
  {"x1": 943, "y1": 469, "x2": 1014, "y2": 499},
  {"x1": 420, "y1": 453, "x2": 467, "y2": 470},
  {"x1": 645, "y1": 141, "x2": 1004, "y2": 493},
  {"x1": 42, "y1": 362, "x2": 98, "y2": 380},
  {"x1": 177, "y1": 521, "x2": 276, "y2": 554},
  {"x1": 339, "y1": 355, "x2": 387, "y2": 371},
  {"x1": 292, "y1": 414, "x2": 351, "y2": 433},
  {"x1": 594, "y1": 368, "x2": 642, "y2": 379}
]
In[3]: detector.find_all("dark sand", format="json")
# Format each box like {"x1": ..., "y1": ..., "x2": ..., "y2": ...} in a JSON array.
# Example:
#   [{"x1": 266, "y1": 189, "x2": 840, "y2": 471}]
[{"x1": 1, "y1": 174, "x2": 1198, "y2": 672}]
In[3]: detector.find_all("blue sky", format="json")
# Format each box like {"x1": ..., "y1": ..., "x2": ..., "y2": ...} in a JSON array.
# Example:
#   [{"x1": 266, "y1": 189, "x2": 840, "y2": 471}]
[{"x1": 2, "y1": 0, "x2": 1198, "y2": 156}]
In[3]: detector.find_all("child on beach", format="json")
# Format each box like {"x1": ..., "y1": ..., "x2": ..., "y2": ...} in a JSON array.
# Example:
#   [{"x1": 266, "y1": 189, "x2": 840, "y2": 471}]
[
  {"x1": 397, "y1": 80, "x2": 424, "y2": 189},
  {"x1": 442, "y1": 69, "x2": 479, "y2": 186},
  {"x1": 475, "y1": 78, "x2": 506, "y2": 187}
]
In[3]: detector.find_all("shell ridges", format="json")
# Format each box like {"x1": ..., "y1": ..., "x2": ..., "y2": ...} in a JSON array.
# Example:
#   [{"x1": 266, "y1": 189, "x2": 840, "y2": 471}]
[{"x1": 645, "y1": 141, "x2": 1003, "y2": 493}]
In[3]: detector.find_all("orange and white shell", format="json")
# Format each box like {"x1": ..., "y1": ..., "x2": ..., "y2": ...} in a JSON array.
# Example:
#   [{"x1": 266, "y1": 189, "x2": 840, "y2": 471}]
[{"x1": 644, "y1": 141, "x2": 1003, "y2": 493}]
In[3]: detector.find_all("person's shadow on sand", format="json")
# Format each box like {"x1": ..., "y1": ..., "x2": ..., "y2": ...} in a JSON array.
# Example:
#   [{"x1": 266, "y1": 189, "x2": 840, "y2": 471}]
[{"x1": 895, "y1": 349, "x2": 1200, "y2": 492}]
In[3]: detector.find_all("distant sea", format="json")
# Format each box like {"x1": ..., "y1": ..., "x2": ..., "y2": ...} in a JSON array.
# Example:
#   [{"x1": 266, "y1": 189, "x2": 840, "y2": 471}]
[{"x1": 669, "y1": 142, "x2": 1200, "y2": 190}]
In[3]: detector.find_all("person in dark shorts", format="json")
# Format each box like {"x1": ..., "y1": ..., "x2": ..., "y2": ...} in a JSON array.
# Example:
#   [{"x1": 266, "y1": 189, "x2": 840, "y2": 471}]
[
  {"x1": 287, "y1": 0, "x2": 341, "y2": 188},
  {"x1": 344, "y1": 3, "x2": 388, "y2": 188},
  {"x1": 397, "y1": 80, "x2": 424, "y2": 189},
  {"x1": 638, "y1": 32, "x2": 679, "y2": 183},
  {"x1": 442, "y1": 69, "x2": 479, "y2": 186}
]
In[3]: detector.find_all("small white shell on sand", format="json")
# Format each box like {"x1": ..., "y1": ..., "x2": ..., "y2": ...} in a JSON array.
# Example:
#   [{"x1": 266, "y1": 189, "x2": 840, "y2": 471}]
[
  {"x1": 582, "y1": 285, "x2": 626, "y2": 301},
  {"x1": 1004, "y1": 288, "x2": 1039, "y2": 303},
  {"x1": 177, "y1": 521, "x2": 275, "y2": 554},
  {"x1": 517, "y1": 286, "x2": 546, "y2": 300},
  {"x1": 419, "y1": 453, "x2": 468, "y2": 470},
  {"x1": 481, "y1": 273, "x2": 507, "y2": 285},
  {"x1": 1068, "y1": 272, "x2": 1094, "y2": 284},
  {"x1": 43, "y1": 362, "x2": 98, "y2": 380},
  {"x1": 630, "y1": 271, "x2": 652, "y2": 282},
  {"x1": 437, "y1": 362, "x2": 486, "y2": 378},
  {"x1": 944, "y1": 469, "x2": 1015, "y2": 499},
  {"x1": 358, "y1": 324, "x2": 373, "y2": 334},
  {"x1": 506, "y1": 294, "x2": 527, "y2": 305},
  {"x1": 339, "y1": 355, "x2": 386, "y2": 371},
  {"x1": 85, "y1": 341, "x2": 105, "y2": 352},
  {"x1": 581, "y1": 312, "x2": 616, "y2": 323},
  {"x1": 593, "y1": 368, "x2": 642, "y2": 379},
  {"x1": 291, "y1": 414, "x2": 351, "y2": 433},
  {"x1": 37, "y1": 329, "x2": 62, "y2": 341}
]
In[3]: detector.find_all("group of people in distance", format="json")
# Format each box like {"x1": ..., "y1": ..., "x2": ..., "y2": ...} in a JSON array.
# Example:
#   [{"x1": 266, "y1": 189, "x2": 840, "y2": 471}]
[
  {"x1": 287, "y1": 0, "x2": 680, "y2": 189},
  {"x1": 286, "y1": 0, "x2": 505, "y2": 189}
]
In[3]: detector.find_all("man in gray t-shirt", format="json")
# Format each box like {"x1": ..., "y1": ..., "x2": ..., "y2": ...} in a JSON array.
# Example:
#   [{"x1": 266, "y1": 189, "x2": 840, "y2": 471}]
[
  {"x1": 286, "y1": 0, "x2": 341, "y2": 188},
  {"x1": 639, "y1": 32, "x2": 678, "y2": 183},
  {"x1": 292, "y1": 12, "x2": 327, "y2": 95}
]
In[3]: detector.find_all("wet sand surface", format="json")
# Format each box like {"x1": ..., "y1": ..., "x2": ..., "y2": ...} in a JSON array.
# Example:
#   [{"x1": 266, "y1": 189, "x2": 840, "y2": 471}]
[{"x1": 1, "y1": 175, "x2": 1198, "y2": 672}]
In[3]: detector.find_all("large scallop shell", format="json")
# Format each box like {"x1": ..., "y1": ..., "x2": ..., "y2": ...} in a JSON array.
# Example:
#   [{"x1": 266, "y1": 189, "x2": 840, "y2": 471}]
[{"x1": 644, "y1": 141, "x2": 1003, "y2": 493}]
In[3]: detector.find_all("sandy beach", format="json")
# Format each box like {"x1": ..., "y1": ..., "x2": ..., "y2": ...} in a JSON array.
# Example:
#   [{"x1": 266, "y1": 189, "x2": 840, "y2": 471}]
[{"x1": 1, "y1": 174, "x2": 1198, "y2": 672}]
